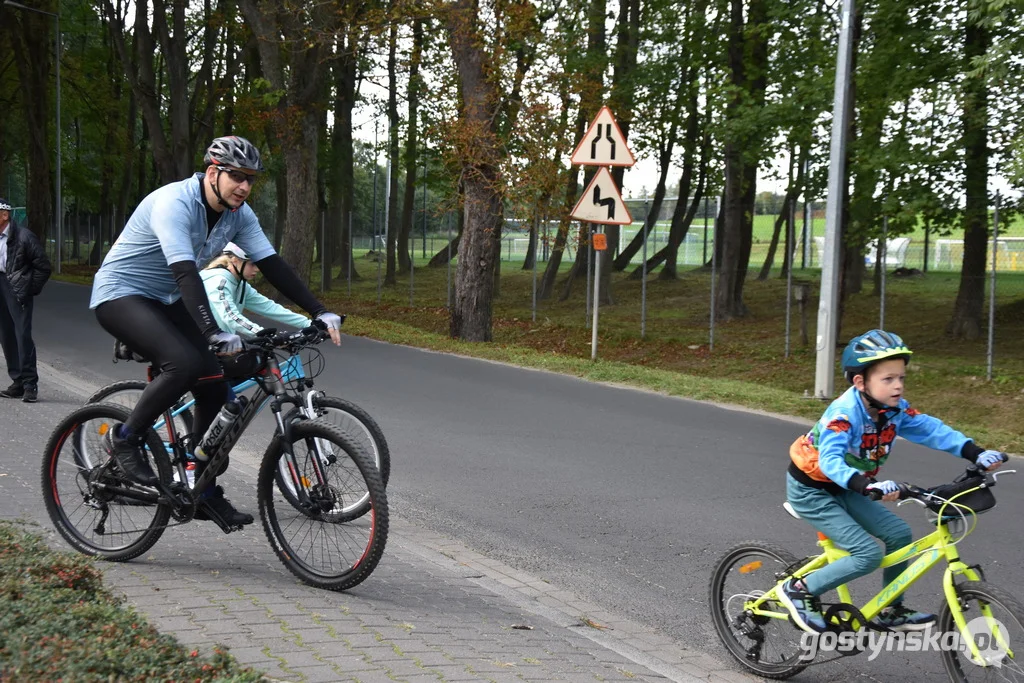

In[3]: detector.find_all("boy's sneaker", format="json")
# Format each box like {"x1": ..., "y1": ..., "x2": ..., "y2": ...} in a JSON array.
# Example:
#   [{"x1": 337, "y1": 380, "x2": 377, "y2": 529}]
[
  {"x1": 195, "y1": 486, "x2": 254, "y2": 527},
  {"x1": 0, "y1": 383, "x2": 24, "y2": 398},
  {"x1": 102, "y1": 424, "x2": 158, "y2": 486},
  {"x1": 777, "y1": 578, "x2": 828, "y2": 633},
  {"x1": 876, "y1": 604, "x2": 936, "y2": 631},
  {"x1": 22, "y1": 385, "x2": 38, "y2": 403}
]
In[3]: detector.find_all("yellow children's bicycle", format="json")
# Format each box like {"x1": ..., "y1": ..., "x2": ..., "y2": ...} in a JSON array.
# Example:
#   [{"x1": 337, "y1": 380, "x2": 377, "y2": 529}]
[{"x1": 709, "y1": 461, "x2": 1023, "y2": 681}]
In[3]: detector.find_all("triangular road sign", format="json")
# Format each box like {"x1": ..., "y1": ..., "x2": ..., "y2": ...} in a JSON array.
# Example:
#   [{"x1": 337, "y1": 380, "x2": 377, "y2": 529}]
[
  {"x1": 570, "y1": 167, "x2": 633, "y2": 225},
  {"x1": 570, "y1": 106, "x2": 636, "y2": 167}
]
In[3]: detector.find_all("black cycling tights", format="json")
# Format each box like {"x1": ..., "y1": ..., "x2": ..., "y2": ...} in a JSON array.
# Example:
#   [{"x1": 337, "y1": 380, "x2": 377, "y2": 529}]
[{"x1": 95, "y1": 296, "x2": 229, "y2": 447}]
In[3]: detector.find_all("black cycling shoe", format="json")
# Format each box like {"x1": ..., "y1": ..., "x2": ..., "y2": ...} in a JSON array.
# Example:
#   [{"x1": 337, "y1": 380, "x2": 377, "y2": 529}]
[
  {"x1": 195, "y1": 486, "x2": 254, "y2": 526},
  {"x1": 103, "y1": 424, "x2": 158, "y2": 486}
]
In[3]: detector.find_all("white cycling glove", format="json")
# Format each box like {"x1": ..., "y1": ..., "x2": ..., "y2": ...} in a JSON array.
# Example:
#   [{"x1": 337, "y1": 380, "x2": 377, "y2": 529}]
[
  {"x1": 865, "y1": 480, "x2": 900, "y2": 497},
  {"x1": 208, "y1": 330, "x2": 243, "y2": 355},
  {"x1": 316, "y1": 312, "x2": 343, "y2": 332},
  {"x1": 977, "y1": 450, "x2": 1006, "y2": 469}
]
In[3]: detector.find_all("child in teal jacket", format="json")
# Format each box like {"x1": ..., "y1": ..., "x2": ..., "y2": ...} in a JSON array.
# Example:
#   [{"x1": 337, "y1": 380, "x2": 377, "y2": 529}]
[{"x1": 201, "y1": 242, "x2": 310, "y2": 337}]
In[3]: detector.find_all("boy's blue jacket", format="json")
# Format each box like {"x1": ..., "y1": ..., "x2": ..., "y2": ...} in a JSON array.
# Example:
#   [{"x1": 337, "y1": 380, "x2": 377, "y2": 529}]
[{"x1": 789, "y1": 386, "x2": 979, "y2": 492}]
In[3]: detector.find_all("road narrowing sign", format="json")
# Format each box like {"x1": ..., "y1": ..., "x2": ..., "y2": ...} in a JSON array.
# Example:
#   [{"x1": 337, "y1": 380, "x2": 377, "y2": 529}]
[{"x1": 570, "y1": 106, "x2": 636, "y2": 167}]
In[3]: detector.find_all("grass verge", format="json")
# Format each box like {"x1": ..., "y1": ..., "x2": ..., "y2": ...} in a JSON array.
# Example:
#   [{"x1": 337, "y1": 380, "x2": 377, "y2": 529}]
[{"x1": 0, "y1": 520, "x2": 263, "y2": 682}]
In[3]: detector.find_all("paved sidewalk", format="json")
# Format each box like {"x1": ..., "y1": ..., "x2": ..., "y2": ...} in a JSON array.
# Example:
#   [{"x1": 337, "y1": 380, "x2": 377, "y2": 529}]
[{"x1": 0, "y1": 366, "x2": 757, "y2": 683}]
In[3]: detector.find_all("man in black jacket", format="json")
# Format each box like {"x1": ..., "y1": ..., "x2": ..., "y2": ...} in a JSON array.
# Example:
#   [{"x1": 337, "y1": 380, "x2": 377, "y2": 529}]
[{"x1": 0, "y1": 199, "x2": 52, "y2": 402}]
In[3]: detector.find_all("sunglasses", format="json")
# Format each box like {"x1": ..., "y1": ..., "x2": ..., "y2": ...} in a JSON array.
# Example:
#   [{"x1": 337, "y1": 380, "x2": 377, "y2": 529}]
[{"x1": 215, "y1": 166, "x2": 259, "y2": 186}]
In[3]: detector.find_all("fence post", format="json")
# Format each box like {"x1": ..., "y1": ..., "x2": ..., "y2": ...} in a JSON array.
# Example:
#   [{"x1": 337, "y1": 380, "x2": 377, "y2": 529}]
[
  {"x1": 710, "y1": 194, "x2": 720, "y2": 351},
  {"x1": 880, "y1": 215, "x2": 887, "y2": 329},
  {"x1": 585, "y1": 224, "x2": 592, "y2": 329},
  {"x1": 785, "y1": 194, "x2": 795, "y2": 358},
  {"x1": 987, "y1": 194, "x2": 999, "y2": 381},
  {"x1": 641, "y1": 195, "x2": 649, "y2": 340},
  {"x1": 446, "y1": 212, "x2": 452, "y2": 311},
  {"x1": 532, "y1": 208, "x2": 539, "y2": 322}
]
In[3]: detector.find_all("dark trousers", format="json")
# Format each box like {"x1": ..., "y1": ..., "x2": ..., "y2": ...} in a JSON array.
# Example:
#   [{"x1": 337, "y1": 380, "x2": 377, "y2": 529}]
[
  {"x1": 94, "y1": 296, "x2": 229, "y2": 439},
  {"x1": 0, "y1": 274, "x2": 37, "y2": 388}
]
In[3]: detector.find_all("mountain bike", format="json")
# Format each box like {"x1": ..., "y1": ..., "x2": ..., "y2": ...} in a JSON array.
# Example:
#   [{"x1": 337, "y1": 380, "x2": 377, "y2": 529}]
[
  {"x1": 42, "y1": 326, "x2": 388, "y2": 591},
  {"x1": 709, "y1": 459, "x2": 1023, "y2": 681},
  {"x1": 86, "y1": 332, "x2": 390, "y2": 492}
]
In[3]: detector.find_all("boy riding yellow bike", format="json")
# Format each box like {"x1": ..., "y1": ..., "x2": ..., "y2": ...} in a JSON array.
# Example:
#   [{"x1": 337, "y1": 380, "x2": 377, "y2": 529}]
[{"x1": 780, "y1": 329, "x2": 1006, "y2": 634}]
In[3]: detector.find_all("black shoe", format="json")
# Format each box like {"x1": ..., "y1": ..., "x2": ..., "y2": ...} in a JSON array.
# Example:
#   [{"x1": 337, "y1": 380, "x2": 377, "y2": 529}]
[
  {"x1": 0, "y1": 383, "x2": 23, "y2": 398},
  {"x1": 102, "y1": 424, "x2": 158, "y2": 486},
  {"x1": 22, "y1": 386, "x2": 37, "y2": 403},
  {"x1": 195, "y1": 486, "x2": 254, "y2": 526}
]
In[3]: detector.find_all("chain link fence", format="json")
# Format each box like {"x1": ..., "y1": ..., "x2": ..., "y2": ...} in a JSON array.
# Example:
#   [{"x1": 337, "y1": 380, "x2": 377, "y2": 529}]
[{"x1": 28, "y1": 191, "x2": 1024, "y2": 379}]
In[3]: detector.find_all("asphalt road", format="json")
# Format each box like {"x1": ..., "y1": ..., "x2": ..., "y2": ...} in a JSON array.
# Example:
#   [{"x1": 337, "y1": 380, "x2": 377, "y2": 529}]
[{"x1": 22, "y1": 281, "x2": 1024, "y2": 682}]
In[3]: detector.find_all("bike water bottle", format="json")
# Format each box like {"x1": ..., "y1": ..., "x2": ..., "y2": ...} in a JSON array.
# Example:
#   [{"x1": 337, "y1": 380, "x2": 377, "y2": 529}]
[{"x1": 194, "y1": 397, "x2": 247, "y2": 462}]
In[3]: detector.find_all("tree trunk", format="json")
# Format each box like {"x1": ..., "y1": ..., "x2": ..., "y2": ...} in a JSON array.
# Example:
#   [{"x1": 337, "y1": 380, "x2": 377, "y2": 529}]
[
  {"x1": 5, "y1": 7, "x2": 53, "y2": 242},
  {"x1": 715, "y1": 0, "x2": 767, "y2": 320},
  {"x1": 538, "y1": 103, "x2": 583, "y2": 301},
  {"x1": 657, "y1": 85, "x2": 703, "y2": 280},
  {"x1": 655, "y1": 161, "x2": 706, "y2": 280},
  {"x1": 151, "y1": 0, "x2": 192, "y2": 178},
  {"x1": 398, "y1": 19, "x2": 424, "y2": 275},
  {"x1": 101, "y1": 0, "x2": 176, "y2": 184},
  {"x1": 446, "y1": 0, "x2": 504, "y2": 341},
  {"x1": 274, "y1": 172, "x2": 287, "y2": 252},
  {"x1": 758, "y1": 149, "x2": 805, "y2": 280},
  {"x1": 384, "y1": 21, "x2": 400, "y2": 285},
  {"x1": 947, "y1": 18, "x2": 990, "y2": 340},
  {"x1": 562, "y1": 0, "x2": 607, "y2": 296},
  {"x1": 239, "y1": 0, "x2": 331, "y2": 285},
  {"x1": 613, "y1": 141, "x2": 672, "y2": 271},
  {"x1": 333, "y1": 32, "x2": 360, "y2": 281}
]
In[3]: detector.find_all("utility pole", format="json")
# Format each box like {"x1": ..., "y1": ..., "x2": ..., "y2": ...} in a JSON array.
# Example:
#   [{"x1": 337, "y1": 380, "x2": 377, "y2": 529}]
[{"x1": 814, "y1": 0, "x2": 856, "y2": 400}]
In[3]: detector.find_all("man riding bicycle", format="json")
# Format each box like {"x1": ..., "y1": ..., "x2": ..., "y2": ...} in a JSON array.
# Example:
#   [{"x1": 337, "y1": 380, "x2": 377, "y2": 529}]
[{"x1": 89, "y1": 135, "x2": 342, "y2": 527}]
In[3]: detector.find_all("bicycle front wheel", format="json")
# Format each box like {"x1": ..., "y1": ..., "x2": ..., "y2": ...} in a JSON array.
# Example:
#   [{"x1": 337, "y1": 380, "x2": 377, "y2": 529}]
[
  {"x1": 709, "y1": 542, "x2": 808, "y2": 680},
  {"x1": 276, "y1": 395, "x2": 391, "y2": 519},
  {"x1": 939, "y1": 580, "x2": 1024, "y2": 681},
  {"x1": 258, "y1": 420, "x2": 388, "y2": 591},
  {"x1": 42, "y1": 402, "x2": 173, "y2": 561}
]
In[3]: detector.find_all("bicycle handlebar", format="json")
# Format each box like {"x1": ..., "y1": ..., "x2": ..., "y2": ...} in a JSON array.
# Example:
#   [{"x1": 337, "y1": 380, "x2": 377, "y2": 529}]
[
  {"x1": 211, "y1": 318, "x2": 338, "y2": 355},
  {"x1": 865, "y1": 452, "x2": 1011, "y2": 502}
]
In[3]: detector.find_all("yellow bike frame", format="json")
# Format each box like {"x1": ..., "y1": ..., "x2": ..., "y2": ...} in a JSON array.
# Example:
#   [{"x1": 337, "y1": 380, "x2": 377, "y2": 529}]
[{"x1": 743, "y1": 488, "x2": 1012, "y2": 665}]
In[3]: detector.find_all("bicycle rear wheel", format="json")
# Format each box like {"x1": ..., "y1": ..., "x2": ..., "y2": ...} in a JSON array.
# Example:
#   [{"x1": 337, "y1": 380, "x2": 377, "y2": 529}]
[
  {"x1": 88, "y1": 380, "x2": 195, "y2": 444},
  {"x1": 42, "y1": 403, "x2": 173, "y2": 561},
  {"x1": 939, "y1": 580, "x2": 1024, "y2": 681},
  {"x1": 709, "y1": 542, "x2": 808, "y2": 680},
  {"x1": 258, "y1": 420, "x2": 388, "y2": 591}
]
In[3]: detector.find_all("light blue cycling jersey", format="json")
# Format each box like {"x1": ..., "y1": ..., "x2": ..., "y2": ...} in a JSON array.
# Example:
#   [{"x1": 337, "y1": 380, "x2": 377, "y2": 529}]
[
  {"x1": 800, "y1": 386, "x2": 974, "y2": 489},
  {"x1": 90, "y1": 173, "x2": 275, "y2": 309},
  {"x1": 200, "y1": 267, "x2": 309, "y2": 338}
]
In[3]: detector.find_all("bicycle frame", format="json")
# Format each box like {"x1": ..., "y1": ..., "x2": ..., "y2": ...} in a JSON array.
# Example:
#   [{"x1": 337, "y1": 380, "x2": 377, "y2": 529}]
[
  {"x1": 153, "y1": 353, "x2": 308, "y2": 434},
  {"x1": 744, "y1": 493, "x2": 1011, "y2": 665},
  {"x1": 146, "y1": 349, "x2": 333, "y2": 523}
]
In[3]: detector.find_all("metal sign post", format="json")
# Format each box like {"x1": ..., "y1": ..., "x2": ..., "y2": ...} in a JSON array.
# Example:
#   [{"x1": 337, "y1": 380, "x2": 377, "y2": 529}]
[
  {"x1": 568, "y1": 107, "x2": 636, "y2": 361},
  {"x1": 591, "y1": 229, "x2": 606, "y2": 360}
]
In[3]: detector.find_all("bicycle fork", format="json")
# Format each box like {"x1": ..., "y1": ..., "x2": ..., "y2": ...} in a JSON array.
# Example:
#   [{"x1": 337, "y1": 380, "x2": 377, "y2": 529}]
[
  {"x1": 300, "y1": 389, "x2": 336, "y2": 469},
  {"x1": 273, "y1": 401, "x2": 333, "y2": 515}
]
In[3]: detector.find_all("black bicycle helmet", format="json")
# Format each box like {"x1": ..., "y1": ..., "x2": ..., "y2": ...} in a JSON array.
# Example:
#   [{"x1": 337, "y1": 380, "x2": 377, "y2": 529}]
[{"x1": 204, "y1": 136, "x2": 265, "y2": 172}]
